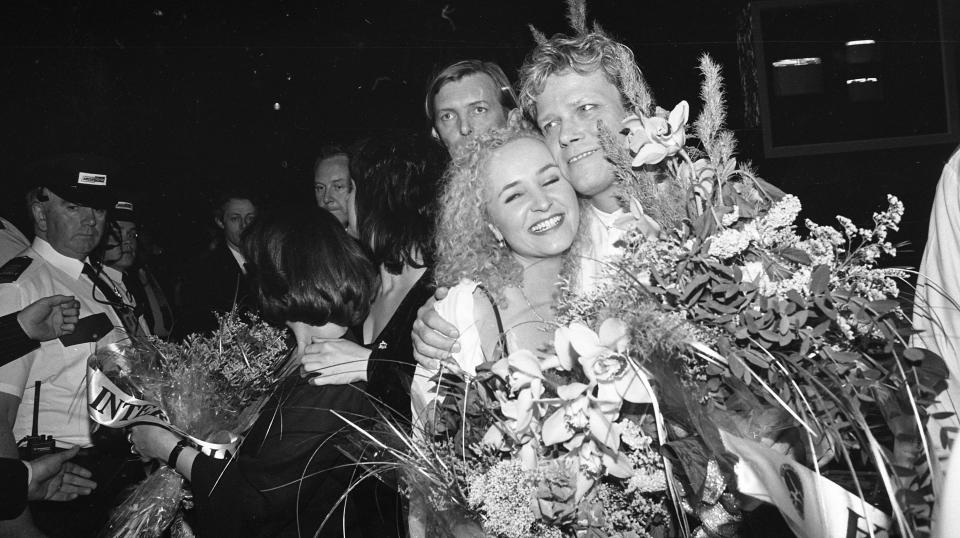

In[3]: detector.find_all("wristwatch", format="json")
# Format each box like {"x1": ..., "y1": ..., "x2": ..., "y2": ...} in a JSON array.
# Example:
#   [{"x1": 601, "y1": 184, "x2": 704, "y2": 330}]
[{"x1": 167, "y1": 439, "x2": 191, "y2": 469}]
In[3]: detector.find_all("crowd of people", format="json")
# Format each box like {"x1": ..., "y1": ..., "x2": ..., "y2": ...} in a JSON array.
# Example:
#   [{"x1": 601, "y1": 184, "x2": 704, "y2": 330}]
[{"x1": 1, "y1": 14, "x2": 959, "y2": 538}]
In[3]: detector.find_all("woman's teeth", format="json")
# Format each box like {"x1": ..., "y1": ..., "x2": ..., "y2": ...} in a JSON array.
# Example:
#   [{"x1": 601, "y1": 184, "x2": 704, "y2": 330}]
[{"x1": 530, "y1": 214, "x2": 562, "y2": 233}]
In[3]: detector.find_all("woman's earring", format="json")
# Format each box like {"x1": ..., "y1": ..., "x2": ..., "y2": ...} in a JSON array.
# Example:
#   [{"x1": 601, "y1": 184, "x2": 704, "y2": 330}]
[{"x1": 488, "y1": 223, "x2": 505, "y2": 249}]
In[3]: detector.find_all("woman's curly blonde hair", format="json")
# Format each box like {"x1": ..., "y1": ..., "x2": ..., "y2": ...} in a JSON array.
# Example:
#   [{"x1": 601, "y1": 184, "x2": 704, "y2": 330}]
[{"x1": 434, "y1": 127, "x2": 546, "y2": 303}]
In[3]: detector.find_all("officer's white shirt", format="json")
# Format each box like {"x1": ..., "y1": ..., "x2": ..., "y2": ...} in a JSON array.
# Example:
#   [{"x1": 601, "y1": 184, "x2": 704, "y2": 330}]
[
  {"x1": 0, "y1": 237, "x2": 126, "y2": 448},
  {"x1": 0, "y1": 217, "x2": 30, "y2": 267},
  {"x1": 577, "y1": 205, "x2": 629, "y2": 295}
]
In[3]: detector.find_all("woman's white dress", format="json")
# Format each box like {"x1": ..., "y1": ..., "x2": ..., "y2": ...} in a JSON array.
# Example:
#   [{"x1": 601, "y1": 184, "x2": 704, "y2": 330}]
[{"x1": 410, "y1": 280, "x2": 491, "y2": 426}]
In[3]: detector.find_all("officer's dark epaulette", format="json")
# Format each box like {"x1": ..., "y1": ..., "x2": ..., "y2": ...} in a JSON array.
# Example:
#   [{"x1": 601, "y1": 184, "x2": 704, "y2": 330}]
[{"x1": 0, "y1": 256, "x2": 32, "y2": 283}]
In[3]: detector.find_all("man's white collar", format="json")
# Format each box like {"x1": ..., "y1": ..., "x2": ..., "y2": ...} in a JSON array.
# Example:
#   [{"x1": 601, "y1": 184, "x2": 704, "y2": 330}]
[
  {"x1": 227, "y1": 243, "x2": 247, "y2": 273},
  {"x1": 591, "y1": 204, "x2": 627, "y2": 226},
  {"x1": 32, "y1": 237, "x2": 85, "y2": 280}
]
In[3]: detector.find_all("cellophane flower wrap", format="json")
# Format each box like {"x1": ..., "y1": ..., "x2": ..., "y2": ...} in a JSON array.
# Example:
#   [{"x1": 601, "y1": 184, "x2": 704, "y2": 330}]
[
  {"x1": 341, "y1": 53, "x2": 948, "y2": 538},
  {"x1": 87, "y1": 312, "x2": 288, "y2": 538}
]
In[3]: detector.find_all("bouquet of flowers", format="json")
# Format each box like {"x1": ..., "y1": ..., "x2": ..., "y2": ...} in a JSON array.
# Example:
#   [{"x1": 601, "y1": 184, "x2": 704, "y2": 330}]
[
  {"x1": 342, "y1": 54, "x2": 946, "y2": 538},
  {"x1": 342, "y1": 335, "x2": 672, "y2": 538},
  {"x1": 86, "y1": 311, "x2": 289, "y2": 538},
  {"x1": 566, "y1": 53, "x2": 944, "y2": 537}
]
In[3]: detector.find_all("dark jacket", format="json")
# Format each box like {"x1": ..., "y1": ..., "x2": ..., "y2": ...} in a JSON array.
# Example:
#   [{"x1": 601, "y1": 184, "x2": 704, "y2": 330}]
[
  {"x1": 0, "y1": 311, "x2": 38, "y2": 367},
  {"x1": 365, "y1": 271, "x2": 434, "y2": 424},
  {"x1": 189, "y1": 371, "x2": 395, "y2": 537},
  {"x1": 0, "y1": 457, "x2": 28, "y2": 520},
  {"x1": 175, "y1": 242, "x2": 256, "y2": 339}
]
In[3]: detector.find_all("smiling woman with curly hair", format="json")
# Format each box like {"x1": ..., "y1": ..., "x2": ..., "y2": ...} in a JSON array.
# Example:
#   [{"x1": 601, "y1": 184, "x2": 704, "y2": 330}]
[
  {"x1": 414, "y1": 125, "x2": 581, "y2": 421},
  {"x1": 433, "y1": 128, "x2": 536, "y2": 301}
]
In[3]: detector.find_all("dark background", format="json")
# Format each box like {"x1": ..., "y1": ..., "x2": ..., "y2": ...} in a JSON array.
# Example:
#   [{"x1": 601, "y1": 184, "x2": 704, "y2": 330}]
[{"x1": 1, "y1": 0, "x2": 957, "y2": 281}]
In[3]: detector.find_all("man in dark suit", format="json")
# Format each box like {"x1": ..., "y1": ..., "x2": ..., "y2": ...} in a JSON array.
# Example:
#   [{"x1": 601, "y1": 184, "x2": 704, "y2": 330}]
[{"x1": 175, "y1": 190, "x2": 259, "y2": 338}]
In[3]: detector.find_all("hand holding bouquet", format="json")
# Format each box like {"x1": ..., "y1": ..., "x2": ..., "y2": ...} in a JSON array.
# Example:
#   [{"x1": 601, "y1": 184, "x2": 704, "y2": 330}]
[{"x1": 87, "y1": 311, "x2": 288, "y2": 538}]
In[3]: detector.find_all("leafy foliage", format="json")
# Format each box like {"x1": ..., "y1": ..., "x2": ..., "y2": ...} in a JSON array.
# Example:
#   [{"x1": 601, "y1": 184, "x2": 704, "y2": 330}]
[{"x1": 574, "y1": 54, "x2": 946, "y2": 536}]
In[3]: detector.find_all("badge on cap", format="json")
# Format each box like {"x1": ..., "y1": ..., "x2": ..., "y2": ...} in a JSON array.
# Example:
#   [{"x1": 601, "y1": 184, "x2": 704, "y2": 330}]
[
  {"x1": 115, "y1": 201, "x2": 134, "y2": 211},
  {"x1": 77, "y1": 172, "x2": 107, "y2": 186}
]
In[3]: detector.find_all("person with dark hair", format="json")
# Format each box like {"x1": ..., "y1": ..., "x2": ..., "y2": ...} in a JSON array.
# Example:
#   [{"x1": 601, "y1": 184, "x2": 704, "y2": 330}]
[
  {"x1": 300, "y1": 133, "x2": 443, "y2": 428},
  {"x1": 313, "y1": 144, "x2": 358, "y2": 237},
  {"x1": 131, "y1": 207, "x2": 385, "y2": 537},
  {"x1": 174, "y1": 189, "x2": 259, "y2": 338},
  {"x1": 425, "y1": 59, "x2": 522, "y2": 156}
]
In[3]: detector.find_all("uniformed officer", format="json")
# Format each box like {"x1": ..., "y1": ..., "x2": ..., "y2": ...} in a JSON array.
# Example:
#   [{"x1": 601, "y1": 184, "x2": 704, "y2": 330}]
[
  {"x1": 0, "y1": 154, "x2": 142, "y2": 537},
  {"x1": 97, "y1": 199, "x2": 172, "y2": 338}
]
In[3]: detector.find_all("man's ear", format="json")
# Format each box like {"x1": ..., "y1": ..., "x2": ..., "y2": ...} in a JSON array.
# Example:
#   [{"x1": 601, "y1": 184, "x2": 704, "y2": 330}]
[
  {"x1": 430, "y1": 127, "x2": 442, "y2": 142},
  {"x1": 215, "y1": 216, "x2": 225, "y2": 230},
  {"x1": 31, "y1": 201, "x2": 47, "y2": 233},
  {"x1": 507, "y1": 108, "x2": 524, "y2": 129}
]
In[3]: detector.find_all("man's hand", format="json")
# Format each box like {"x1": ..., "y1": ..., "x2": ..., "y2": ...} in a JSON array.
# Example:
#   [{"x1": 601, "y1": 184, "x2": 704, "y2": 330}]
[
  {"x1": 411, "y1": 287, "x2": 460, "y2": 371},
  {"x1": 302, "y1": 338, "x2": 371, "y2": 386},
  {"x1": 27, "y1": 446, "x2": 97, "y2": 502},
  {"x1": 17, "y1": 295, "x2": 80, "y2": 342}
]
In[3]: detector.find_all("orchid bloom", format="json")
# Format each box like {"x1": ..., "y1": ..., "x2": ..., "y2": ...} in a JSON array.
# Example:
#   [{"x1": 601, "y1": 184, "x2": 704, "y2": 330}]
[
  {"x1": 541, "y1": 383, "x2": 592, "y2": 447},
  {"x1": 612, "y1": 196, "x2": 661, "y2": 243},
  {"x1": 491, "y1": 349, "x2": 545, "y2": 392},
  {"x1": 489, "y1": 350, "x2": 546, "y2": 438},
  {"x1": 622, "y1": 100, "x2": 689, "y2": 167},
  {"x1": 578, "y1": 438, "x2": 633, "y2": 479},
  {"x1": 557, "y1": 319, "x2": 652, "y2": 409},
  {"x1": 568, "y1": 437, "x2": 634, "y2": 502},
  {"x1": 541, "y1": 382, "x2": 622, "y2": 454}
]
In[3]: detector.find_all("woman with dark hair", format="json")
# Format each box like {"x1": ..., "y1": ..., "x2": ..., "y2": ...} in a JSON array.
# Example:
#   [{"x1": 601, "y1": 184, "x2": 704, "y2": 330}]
[
  {"x1": 300, "y1": 133, "x2": 444, "y2": 426},
  {"x1": 130, "y1": 207, "x2": 381, "y2": 537}
]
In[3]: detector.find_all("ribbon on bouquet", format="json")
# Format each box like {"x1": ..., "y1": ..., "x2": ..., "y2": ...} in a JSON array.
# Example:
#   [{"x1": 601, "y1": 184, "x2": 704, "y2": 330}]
[
  {"x1": 720, "y1": 430, "x2": 890, "y2": 538},
  {"x1": 87, "y1": 354, "x2": 239, "y2": 459}
]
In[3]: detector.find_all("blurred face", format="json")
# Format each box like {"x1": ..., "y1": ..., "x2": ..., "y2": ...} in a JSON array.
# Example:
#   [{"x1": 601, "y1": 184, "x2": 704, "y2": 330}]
[
  {"x1": 313, "y1": 154, "x2": 353, "y2": 227},
  {"x1": 433, "y1": 73, "x2": 510, "y2": 155},
  {"x1": 218, "y1": 198, "x2": 257, "y2": 249},
  {"x1": 103, "y1": 220, "x2": 138, "y2": 270},
  {"x1": 483, "y1": 137, "x2": 579, "y2": 265},
  {"x1": 34, "y1": 190, "x2": 107, "y2": 260},
  {"x1": 534, "y1": 69, "x2": 627, "y2": 206}
]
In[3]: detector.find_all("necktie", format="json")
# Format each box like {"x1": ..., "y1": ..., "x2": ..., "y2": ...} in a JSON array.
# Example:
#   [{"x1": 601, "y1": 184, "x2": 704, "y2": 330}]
[
  {"x1": 122, "y1": 271, "x2": 150, "y2": 325},
  {"x1": 82, "y1": 264, "x2": 141, "y2": 337}
]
